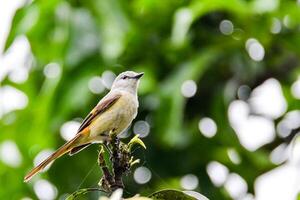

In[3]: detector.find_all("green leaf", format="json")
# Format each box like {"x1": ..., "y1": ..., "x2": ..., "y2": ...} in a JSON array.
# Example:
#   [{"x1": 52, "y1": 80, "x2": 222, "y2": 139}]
[
  {"x1": 149, "y1": 189, "x2": 209, "y2": 200},
  {"x1": 66, "y1": 188, "x2": 105, "y2": 200},
  {"x1": 128, "y1": 134, "x2": 147, "y2": 150}
]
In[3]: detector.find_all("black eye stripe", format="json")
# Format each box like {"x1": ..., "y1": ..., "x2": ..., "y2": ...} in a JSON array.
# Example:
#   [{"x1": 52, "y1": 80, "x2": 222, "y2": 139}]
[{"x1": 121, "y1": 75, "x2": 136, "y2": 80}]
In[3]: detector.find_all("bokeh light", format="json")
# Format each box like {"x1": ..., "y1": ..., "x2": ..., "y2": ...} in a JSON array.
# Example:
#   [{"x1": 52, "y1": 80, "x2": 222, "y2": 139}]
[
  {"x1": 0, "y1": 140, "x2": 22, "y2": 167},
  {"x1": 283, "y1": 15, "x2": 292, "y2": 28},
  {"x1": 33, "y1": 179, "x2": 58, "y2": 200},
  {"x1": 133, "y1": 120, "x2": 150, "y2": 138},
  {"x1": 206, "y1": 161, "x2": 229, "y2": 187},
  {"x1": 118, "y1": 127, "x2": 131, "y2": 139},
  {"x1": 290, "y1": 135, "x2": 300, "y2": 165},
  {"x1": 88, "y1": 76, "x2": 105, "y2": 94},
  {"x1": 198, "y1": 117, "x2": 217, "y2": 138},
  {"x1": 60, "y1": 120, "x2": 81, "y2": 141},
  {"x1": 285, "y1": 110, "x2": 300, "y2": 129},
  {"x1": 180, "y1": 174, "x2": 199, "y2": 190},
  {"x1": 231, "y1": 115, "x2": 275, "y2": 151},
  {"x1": 43, "y1": 63, "x2": 61, "y2": 79},
  {"x1": 245, "y1": 38, "x2": 265, "y2": 61},
  {"x1": 270, "y1": 18, "x2": 281, "y2": 34},
  {"x1": 133, "y1": 166, "x2": 152, "y2": 184},
  {"x1": 181, "y1": 80, "x2": 197, "y2": 98},
  {"x1": 9, "y1": 67, "x2": 29, "y2": 83},
  {"x1": 0, "y1": 35, "x2": 32, "y2": 83},
  {"x1": 249, "y1": 78, "x2": 287, "y2": 119},
  {"x1": 33, "y1": 149, "x2": 55, "y2": 172},
  {"x1": 219, "y1": 20, "x2": 234, "y2": 35},
  {"x1": 269, "y1": 144, "x2": 289, "y2": 165},
  {"x1": 254, "y1": 164, "x2": 299, "y2": 200},
  {"x1": 109, "y1": 189, "x2": 123, "y2": 200},
  {"x1": 102, "y1": 70, "x2": 116, "y2": 89},
  {"x1": 228, "y1": 99, "x2": 276, "y2": 151},
  {"x1": 240, "y1": 194, "x2": 255, "y2": 200},
  {"x1": 227, "y1": 148, "x2": 241, "y2": 165},
  {"x1": 224, "y1": 173, "x2": 248, "y2": 199},
  {"x1": 0, "y1": 85, "x2": 28, "y2": 119},
  {"x1": 276, "y1": 120, "x2": 292, "y2": 138},
  {"x1": 237, "y1": 85, "x2": 251, "y2": 100},
  {"x1": 228, "y1": 100, "x2": 249, "y2": 127},
  {"x1": 291, "y1": 78, "x2": 300, "y2": 99}
]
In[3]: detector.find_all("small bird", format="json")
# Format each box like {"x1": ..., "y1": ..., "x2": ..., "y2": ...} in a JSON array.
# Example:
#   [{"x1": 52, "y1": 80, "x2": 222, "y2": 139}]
[{"x1": 24, "y1": 71, "x2": 144, "y2": 182}]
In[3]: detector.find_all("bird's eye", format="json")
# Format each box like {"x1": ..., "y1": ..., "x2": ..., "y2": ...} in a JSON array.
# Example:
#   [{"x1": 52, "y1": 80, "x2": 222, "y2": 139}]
[{"x1": 122, "y1": 76, "x2": 127, "y2": 80}]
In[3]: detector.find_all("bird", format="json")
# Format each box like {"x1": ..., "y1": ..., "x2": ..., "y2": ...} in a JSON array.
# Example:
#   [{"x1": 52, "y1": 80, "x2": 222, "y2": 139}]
[{"x1": 24, "y1": 71, "x2": 144, "y2": 182}]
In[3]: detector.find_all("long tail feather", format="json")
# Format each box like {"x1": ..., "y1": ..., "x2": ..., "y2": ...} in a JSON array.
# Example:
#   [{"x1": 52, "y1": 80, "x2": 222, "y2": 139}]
[
  {"x1": 69, "y1": 143, "x2": 91, "y2": 156},
  {"x1": 24, "y1": 134, "x2": 83, "y2": 182}
]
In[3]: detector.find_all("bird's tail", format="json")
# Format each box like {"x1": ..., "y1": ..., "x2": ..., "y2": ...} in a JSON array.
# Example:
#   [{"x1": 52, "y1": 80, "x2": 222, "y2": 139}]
[{"x1": 24, "y1": 134, "x2": 83, "y2": 182}]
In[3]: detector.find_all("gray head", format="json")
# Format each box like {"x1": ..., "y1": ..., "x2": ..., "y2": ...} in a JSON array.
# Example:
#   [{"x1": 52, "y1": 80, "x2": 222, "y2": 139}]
[{"x1": 111, "y1": 71, "x2": 144, "y2": 94}]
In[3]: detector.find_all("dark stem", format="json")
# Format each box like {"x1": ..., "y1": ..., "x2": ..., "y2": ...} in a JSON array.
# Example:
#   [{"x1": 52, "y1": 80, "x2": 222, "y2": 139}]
[
  {"x1": 98, "y1": 147, "x2": 114, "y2": 192},
  {"x1": 68, "y1": 135, "x2": 139, "y2": 199},
  {"x1": 98, "y1": 136, "x2": 129, "y2": 193},
  {"x1": 111, "y1": 137, "x2": 124, "y2": 190}
]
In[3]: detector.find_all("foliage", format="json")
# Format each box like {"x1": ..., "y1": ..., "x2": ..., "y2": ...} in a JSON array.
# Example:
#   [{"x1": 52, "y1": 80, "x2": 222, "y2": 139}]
[
  {"x1": 149, "y1": 189, "x2": 204, "y2": 200},
  {"x1": 1, "y1": 0, "x2": 300, "y2": 199}
]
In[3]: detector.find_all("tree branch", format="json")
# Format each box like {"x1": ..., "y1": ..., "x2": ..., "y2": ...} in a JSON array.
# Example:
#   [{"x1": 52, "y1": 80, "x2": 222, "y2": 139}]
[
  {"x1": 98, "y1": 136, "x2": 133, "y2": 194},
  {"x1": 67, "y1": 135, "x2": 145, "y2": 199}
]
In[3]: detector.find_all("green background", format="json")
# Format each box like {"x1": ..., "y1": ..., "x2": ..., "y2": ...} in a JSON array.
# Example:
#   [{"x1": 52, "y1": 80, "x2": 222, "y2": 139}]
[{"x1": 1, "y1": 0, "x2": 300, "y2": 199}]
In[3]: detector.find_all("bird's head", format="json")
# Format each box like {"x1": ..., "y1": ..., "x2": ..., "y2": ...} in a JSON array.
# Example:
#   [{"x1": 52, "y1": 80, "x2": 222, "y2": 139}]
[{"x1": 111, "y1": 71, "x2": 144, "y2": 94}]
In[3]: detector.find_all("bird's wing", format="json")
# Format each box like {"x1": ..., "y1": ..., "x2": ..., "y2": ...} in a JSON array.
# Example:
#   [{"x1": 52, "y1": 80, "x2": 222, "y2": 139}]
[{"x1": 77, "y1": 93, "x2": 122, "y2": 133}]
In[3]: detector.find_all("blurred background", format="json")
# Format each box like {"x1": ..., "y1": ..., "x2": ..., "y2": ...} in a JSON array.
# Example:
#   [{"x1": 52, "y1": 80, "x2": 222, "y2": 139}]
[{"x1": 1, "y1": 0, "x2": 300, "y2": 199}]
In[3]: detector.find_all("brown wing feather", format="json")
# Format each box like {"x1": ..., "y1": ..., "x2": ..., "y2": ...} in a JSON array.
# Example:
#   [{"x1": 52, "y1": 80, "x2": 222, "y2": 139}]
[{"x1": 77, "y1": 94, "x2": 122, "y2": 133}]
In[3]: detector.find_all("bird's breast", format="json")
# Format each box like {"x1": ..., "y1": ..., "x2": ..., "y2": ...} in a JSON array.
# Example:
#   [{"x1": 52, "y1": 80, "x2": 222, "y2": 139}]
[
  {"x1": 114, "y1": 94, "x2": 138, "y2": 131},
  {"x1": 90, "y1": 93, "x2": 138, "y2": 139}
]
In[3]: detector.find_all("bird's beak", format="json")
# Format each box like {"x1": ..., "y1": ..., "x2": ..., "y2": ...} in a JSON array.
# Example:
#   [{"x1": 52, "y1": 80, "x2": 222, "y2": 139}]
[{"x1": 134, "y1": 72, "x2": 144, "y2": 79}]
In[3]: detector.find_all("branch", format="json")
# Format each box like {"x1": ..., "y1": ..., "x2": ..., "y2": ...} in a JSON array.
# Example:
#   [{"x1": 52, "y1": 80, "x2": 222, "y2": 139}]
[
  {"x1": 98, "y1": 136, "x2": 140, "y2": 194},
  {"x1": 67, "y1": 135, "x2": 145, "y2": 199}
]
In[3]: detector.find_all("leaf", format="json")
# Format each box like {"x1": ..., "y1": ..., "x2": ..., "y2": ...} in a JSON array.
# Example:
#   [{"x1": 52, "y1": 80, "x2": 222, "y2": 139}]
[
  {"x1": 126, "y1": 197, "x2": 152, "y2": 200},
  {"x1": 128, "y1": 134, "x2": 147, "y2": 150},
  {"x1": 149, "y1": 189, "x2": 209, "y2": 200},
  {"x1": 183, "y1": 191, "x2": 209, "y2": 200},
  {"x1": 66, "y1": 188, "x2": 106, "y2": 200}
]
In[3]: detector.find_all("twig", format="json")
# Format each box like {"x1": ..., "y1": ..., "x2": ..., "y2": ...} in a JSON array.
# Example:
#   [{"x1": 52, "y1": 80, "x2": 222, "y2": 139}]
[
  {"x1": 111, "y1": 137, "x2": 125, "y2": 191},
  {"x1": 98, "y1": 146, "x2": 114, "y2": 193},
  {"x1": 67, "y1": 135, "x2": 144, "y2": 199},
  {"x1": 98, "y1": 136, "x2": 131, "y2": 194}
]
